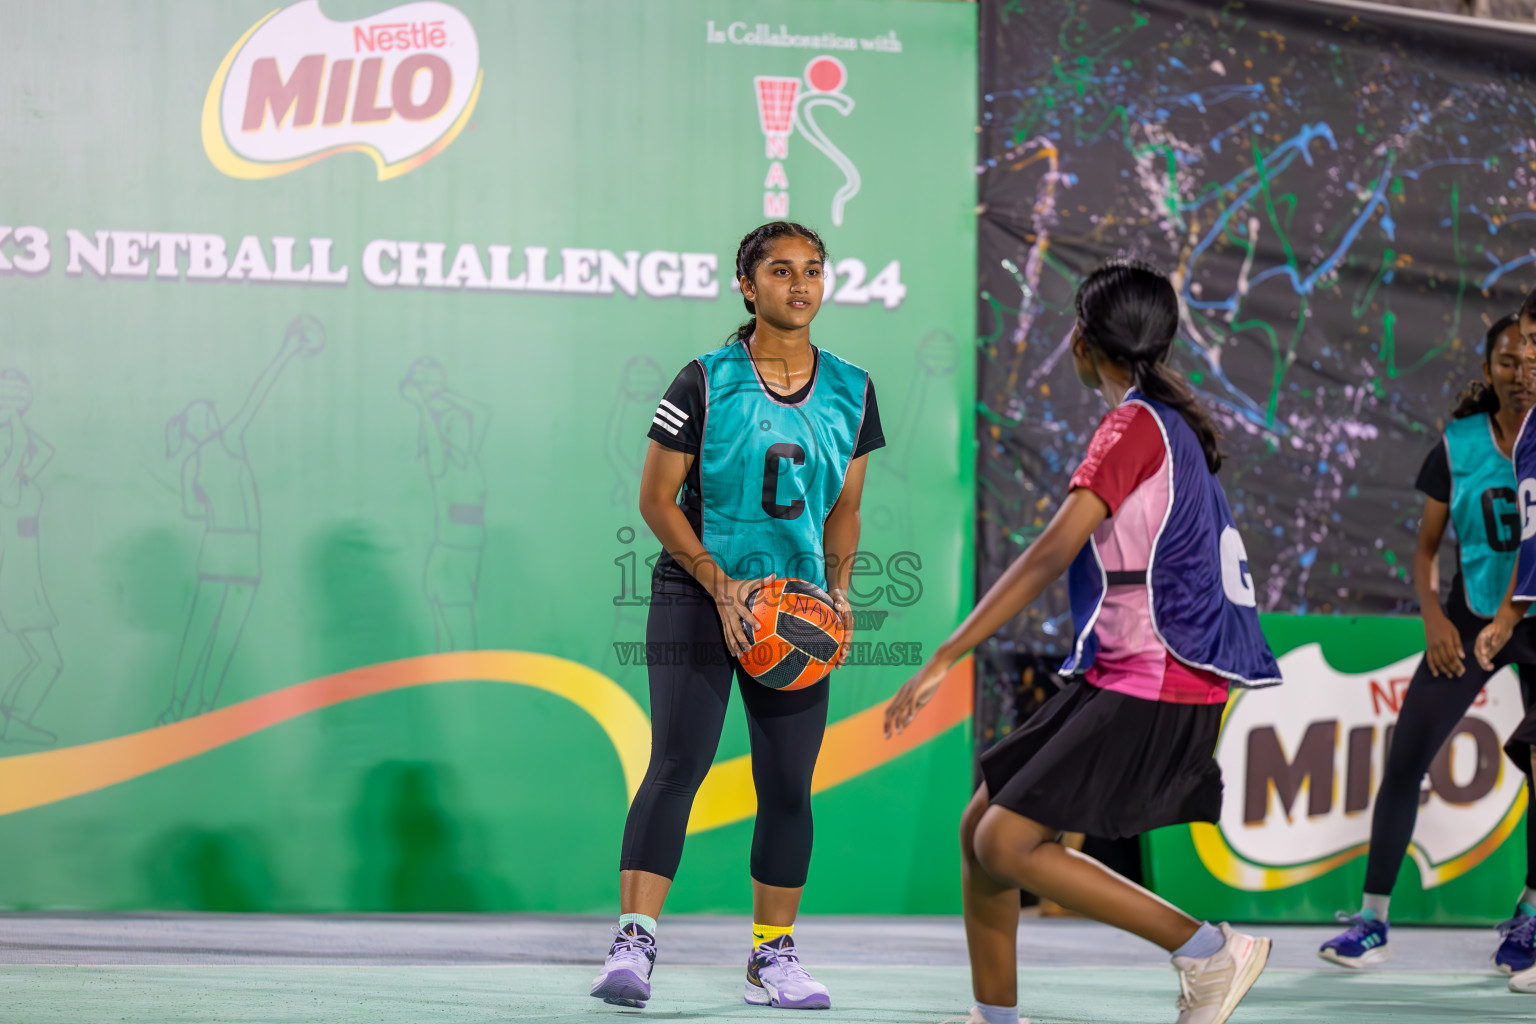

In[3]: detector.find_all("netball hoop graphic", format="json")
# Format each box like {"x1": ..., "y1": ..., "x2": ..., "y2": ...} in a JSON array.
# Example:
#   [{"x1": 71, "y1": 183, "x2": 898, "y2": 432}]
[
  {"x1": 754, "y1": 56, "x2": 862, "y2": 226},
  {"x1": 755, "y1": 77, "x2": 800, "y2": 159}
]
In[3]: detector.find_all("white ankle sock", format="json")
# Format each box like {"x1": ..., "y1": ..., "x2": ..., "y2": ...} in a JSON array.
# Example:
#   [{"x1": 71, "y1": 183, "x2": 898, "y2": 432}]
[
  {"x1": 618, "y1": 913, "x2": 657, "y2": 935},
  {"x1": 975, "y1": 1001, "x2": 1018, "y2": 1024},
  {"x1": 1361, "y1": 894, "x2": 1390, "y2": 923},
  {"x1": 1172, "y1": 922, "x2": 1224, "y2": 960}
]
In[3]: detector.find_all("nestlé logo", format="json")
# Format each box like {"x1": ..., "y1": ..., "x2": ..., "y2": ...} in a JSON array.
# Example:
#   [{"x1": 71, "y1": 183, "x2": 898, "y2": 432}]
[{"x1": 203, "y1": 0, "x2": 482, "y2": 180}]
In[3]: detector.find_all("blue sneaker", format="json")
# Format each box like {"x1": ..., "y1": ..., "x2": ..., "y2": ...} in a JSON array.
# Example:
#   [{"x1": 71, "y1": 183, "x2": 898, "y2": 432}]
[
  {"x1": 1318, "y1": 912, "x2": 1391, "y2": 969},
  {"x1": 1495, "y1": 912, "x2": 1536, "y2": 975}
]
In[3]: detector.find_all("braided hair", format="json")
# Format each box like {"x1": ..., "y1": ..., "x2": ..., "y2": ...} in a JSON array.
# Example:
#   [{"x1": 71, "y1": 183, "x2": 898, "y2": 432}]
[
  {"x1": 729, "y1": 221, "x2": 829, "y2": 345},
  {"x1": 1074, "y1": 259, "x2": 1224, "y2": 473},
  {"x1": 1451, "y1": 313, "x2": 1521, "y2": 420},
  {"x1": 1521, "y1": 285, "x2": 1536, "y2": 323}
]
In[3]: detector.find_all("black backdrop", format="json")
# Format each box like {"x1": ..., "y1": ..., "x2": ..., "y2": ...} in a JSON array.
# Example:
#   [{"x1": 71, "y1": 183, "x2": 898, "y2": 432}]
[{"x1": 975, "y1": 0, "x2": 1536, "y2": 737}]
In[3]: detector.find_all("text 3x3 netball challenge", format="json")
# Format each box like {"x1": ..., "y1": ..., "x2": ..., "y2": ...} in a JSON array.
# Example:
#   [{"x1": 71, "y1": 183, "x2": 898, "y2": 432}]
[{"x1": 108, "y1": 0, "x2": 911, "y2": 310}]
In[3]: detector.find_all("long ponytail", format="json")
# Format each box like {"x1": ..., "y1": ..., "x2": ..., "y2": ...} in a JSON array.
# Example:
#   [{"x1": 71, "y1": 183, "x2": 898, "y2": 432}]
[
  {"x1": 1131, "y1": 359, "x2": 1224, "y2": 474},
  {"x1": 1074, "y1": 259, "x2": 1224, "y2": 473}
]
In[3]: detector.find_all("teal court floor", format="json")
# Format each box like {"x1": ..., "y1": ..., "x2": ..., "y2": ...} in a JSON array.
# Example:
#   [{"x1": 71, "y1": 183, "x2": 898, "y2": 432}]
[{"x1": 0, "y1": 913, "x2": 1528, "y2": 1023}]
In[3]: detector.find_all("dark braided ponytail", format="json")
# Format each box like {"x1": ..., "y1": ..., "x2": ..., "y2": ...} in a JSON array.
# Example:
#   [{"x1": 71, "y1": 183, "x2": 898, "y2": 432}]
[
  {"x1": 1451, "y1": 313, "x2": 1520, "y2": 420},
  {"x1": 729, "y1": 221, "x2": 829, "y2": 345},
  {"x1": 1074, "y1": 259, "x2": 1224, "y2": 473}
]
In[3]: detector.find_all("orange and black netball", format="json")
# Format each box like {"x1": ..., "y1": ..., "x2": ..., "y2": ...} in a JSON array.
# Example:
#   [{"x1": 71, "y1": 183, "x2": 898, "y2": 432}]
[{"x1": 738, "y1": 578, "x2": 846, "y2": 691}]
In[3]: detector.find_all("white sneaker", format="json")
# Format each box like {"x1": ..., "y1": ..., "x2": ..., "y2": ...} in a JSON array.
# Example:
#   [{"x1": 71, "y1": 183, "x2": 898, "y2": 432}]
[
  {"x1": 744, "y1": 935, "x2": 831, "y2": 1009},
  {"x1": 938, "y1": 1008, "x2": 1031, "y2": 1023},
  {"x1": 1172, "y1": 923, "x2": 1271, "y2": 1024},
  {"x1": 589, "y1": 923, "x2": 656, "y2": 1007},
  {"x1": 1511, "y1": 963, "x2": 1536, "y2": 994}
]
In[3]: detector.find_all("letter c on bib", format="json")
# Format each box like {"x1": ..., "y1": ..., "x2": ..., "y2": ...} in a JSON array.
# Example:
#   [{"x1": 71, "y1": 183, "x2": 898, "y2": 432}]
[
  {"x1": 1521, "y1": 478, "x2": 1536, "y2": 541},
  {"x1": 1219, "y1": 525, "x2": 1258, "y2": 608}
]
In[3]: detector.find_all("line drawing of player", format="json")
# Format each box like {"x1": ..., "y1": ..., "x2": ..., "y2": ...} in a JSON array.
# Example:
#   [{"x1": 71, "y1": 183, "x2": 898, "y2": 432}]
[
  {"x1": 862, "y1": 332, "x2": 958, "y2": 552},
  {"x1": 885, "y1": 331, "x2": 959, "y2": 487},
  {"x1": 0, "y1": 371, "x2": 62, "y2": 747},
  {"x1": 835, "y1": 331, "x2": 957, "y2": 704},
  {"x1": 401, "y1": 358, "x2": 490, "y2": 653},
  {"x1": 606, "y1": 357, "x2": 665, "y2": 509},
  {"x1": 605, "y1": 358, "x2": 666, "y2": 693},
  {"x1": 157, "y1": 316, "x2": 325, "y2": 725}
]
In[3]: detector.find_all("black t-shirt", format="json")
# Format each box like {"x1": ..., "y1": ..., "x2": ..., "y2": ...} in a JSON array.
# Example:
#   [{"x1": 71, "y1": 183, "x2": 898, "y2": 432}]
[
  {"x1": 1415, "y1": 431, "x2": 1499, "y2": 607},
  {"x1": 1415, "y1": 439, "x2": 1451, "y2": 504},
  {"x1": 646, "y1": 349, "x2": 885, "y2": 593}
]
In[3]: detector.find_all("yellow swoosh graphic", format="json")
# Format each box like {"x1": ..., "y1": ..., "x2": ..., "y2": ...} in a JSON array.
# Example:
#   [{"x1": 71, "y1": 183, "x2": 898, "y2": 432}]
[
  {"x1": 0, "y1": 651, "x2": 649, "y2": 817},
  {"x1": 1190, "y1": 786, "x2": 1530, "y2": 891},
  {"x1": 687, "y1": 658, "x2": 973, "y2": 833},
  {"x1": 0, "y1": 652, "x2": 972, "y2": 830}
]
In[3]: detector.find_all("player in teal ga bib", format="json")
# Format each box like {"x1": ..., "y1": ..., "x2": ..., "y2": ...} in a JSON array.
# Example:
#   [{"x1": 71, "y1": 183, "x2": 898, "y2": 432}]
[
  {"x1": 591, "y1": 222, "x2": 884, "y2": 1011},
  {"x1": 1320, "y1": 312, "x2": 1536, "y2": 976},
  {"x1": 1444, "y1": 409, "x2": 1524, "y2": 618}
]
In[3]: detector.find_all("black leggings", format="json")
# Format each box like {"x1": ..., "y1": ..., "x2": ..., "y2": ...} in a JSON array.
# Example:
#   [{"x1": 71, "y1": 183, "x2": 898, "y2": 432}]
[
  {"x1": 619, "y1": 590, "x2": 829, "y2": 889},
  {"x1": 1364, "y1": 583, "x2": 1536, "y2": 895}
]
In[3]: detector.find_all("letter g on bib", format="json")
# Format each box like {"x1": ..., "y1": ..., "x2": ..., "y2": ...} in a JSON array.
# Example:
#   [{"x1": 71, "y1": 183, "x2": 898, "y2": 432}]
[
  {"x1": 1220, "y1": 525, "x2": 1258, "y2": 608},
  {"x1": 1521, "y1": 478, "x2": 1536, "y2": 541}
]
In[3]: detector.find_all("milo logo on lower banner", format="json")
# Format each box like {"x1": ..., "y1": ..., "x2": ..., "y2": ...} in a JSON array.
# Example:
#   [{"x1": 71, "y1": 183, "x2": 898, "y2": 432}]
[
  {"x1": 203, "y1": 0, "x2": 482, "y2": 181},
  {"x1": 1193, "y1": 644, "x2": 1527, "y2": 890}
]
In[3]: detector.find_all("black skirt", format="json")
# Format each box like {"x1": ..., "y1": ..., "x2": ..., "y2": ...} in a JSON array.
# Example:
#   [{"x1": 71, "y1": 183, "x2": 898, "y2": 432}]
[{"x1": 978, "y1": 679, "x2": 1225, "y2": 838}]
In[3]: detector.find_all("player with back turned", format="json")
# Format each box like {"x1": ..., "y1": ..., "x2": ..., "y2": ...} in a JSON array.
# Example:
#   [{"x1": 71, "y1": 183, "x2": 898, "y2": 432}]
[{"x1": 887, "y1": 261, "x2": 1279, "y2": 1024}]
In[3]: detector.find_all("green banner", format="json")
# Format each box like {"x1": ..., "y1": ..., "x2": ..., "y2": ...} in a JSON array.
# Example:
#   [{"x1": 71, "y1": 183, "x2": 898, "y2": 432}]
[
  {"x1": 0, "y1": 0, "x2": 978, "y2": 913},
  {"x1": 1147, "y1": 615, "x2": 1528, "y2": 925}
]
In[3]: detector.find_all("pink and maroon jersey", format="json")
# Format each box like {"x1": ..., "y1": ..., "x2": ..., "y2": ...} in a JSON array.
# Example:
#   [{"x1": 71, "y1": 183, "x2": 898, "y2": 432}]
[{"x1": 1068, "y1": 404, "x2": 1230, "y2": 705}]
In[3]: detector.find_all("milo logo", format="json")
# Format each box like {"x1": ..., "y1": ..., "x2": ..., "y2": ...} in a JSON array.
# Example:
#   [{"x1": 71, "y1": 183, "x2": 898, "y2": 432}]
[
  {"x1": 203, "y1": 0, "x2": 482, "y2": 180},
  {"x1": 1196, "y1": 644, "x2": 1527, "y2": 891}
]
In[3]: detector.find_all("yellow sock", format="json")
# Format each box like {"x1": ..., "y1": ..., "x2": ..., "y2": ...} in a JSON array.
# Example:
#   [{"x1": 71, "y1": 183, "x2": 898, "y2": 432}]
[{"x1": 752, "y1": 922, "x2": 794, "y2": 948}]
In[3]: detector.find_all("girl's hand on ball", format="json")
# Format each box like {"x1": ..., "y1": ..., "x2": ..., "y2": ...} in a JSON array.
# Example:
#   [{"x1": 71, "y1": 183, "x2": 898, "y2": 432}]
[
  {"x1": 884, "y1": 658, "x2": 948, "y2": 738},
  {"x1": 829, "y1": 587, "x2": 854, "y2": 668},
  {"x1": 714, "y1": 574, "x2": 773, "y2": 658}
]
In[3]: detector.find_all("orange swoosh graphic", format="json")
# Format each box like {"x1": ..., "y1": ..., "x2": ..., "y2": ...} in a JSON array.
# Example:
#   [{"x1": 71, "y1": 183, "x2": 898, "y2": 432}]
[
  {"x1": 0, "y1": 652, "x2": 649, "y2": 818},
  {"x1": 0, "y1": 652, "x2": 972, "y2": 831}
]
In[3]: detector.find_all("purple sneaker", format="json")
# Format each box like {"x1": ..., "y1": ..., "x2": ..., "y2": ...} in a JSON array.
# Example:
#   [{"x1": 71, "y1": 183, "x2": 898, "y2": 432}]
[
  {"x1": 590, "y1": 923, "x2": 656, "y2": 1007},
  {"x1": 744, "y1": 935, "x2": 831, "y2": 1009},
  {"x1": 1495, "y1": 912, "x2": 1536, "y2": 975},
  {"x1": 1317, "y1": 912, "x2": 1390, "y2": 969}
]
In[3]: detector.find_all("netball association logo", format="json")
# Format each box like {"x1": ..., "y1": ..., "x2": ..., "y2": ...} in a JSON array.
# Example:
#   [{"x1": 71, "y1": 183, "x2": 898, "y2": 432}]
[
  {"x1": 1194, "y1": 644, "x2": 1527, "y2": 891},
  {"x1": 755, "y1": 57, "x2": 861, "y2": 226},
  {"x1": 203, "y1": 0, "x2": 482, "y2": 181}
]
